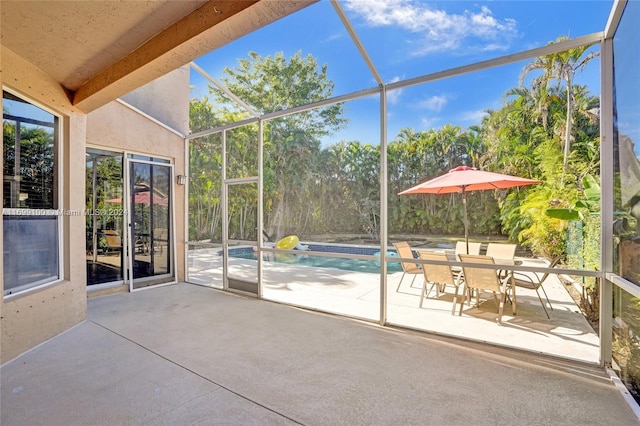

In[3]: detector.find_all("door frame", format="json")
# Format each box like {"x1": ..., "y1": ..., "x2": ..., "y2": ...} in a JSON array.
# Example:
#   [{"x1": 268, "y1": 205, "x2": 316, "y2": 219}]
[
  {"x1": 85, "y1": 147, "x2": 126, "y2": 289},
  {"x1": 223, "y1": 176, "x2": 260, "y2": 295},
  {"x1": 126, "y1": 157, "x2": 177, "y2": 291}
]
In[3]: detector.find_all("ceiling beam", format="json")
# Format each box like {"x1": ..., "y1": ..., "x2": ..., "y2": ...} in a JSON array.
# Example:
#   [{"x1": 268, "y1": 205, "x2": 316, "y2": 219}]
[{"x1": 72, "y1": 1, "x2": 320, "y2": 112}]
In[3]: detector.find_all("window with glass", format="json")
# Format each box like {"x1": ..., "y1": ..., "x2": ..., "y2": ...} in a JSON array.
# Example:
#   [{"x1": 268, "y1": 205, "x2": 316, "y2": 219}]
[{"x1": 3, "y1": 90, "x2": 60, "y2": 295}]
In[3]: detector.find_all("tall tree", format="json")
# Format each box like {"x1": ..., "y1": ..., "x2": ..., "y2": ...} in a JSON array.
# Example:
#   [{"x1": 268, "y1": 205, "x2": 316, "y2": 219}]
[
  {"x1": 519, "y1": 36, "x2": 599, "y2": 169},
  {"x1": 188, "y1": 98, "x2": 224, "y2": 241},
  {"x1": 213, "y1": 51, "x2": 347, "y2": 239}
]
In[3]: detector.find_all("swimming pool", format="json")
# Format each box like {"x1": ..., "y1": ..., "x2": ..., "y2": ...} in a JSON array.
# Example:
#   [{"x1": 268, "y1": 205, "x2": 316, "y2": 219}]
[{"x1": 228, "y1": 244, "x2": 404, "y2": 274}]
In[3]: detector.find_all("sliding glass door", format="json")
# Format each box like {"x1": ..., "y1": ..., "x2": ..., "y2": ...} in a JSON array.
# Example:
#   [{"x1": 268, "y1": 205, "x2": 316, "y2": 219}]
[
  {"x1": 86, "y1": 149, "x2": 125, "y2": 286},
  {"x1": 128, "y1": 158, "x2": 175, "y2": 290}
]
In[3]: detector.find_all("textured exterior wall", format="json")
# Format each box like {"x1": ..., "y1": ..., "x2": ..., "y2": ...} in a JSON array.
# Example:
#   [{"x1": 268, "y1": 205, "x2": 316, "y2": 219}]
[
  {"x1": 1, "y1": 49, "x2": 188, "y2": 363},
  {"x1": 120, "y1": 66, "x2": 190, "y2": 136},
  {"x1": 86, "y1": 96, "x2": 187, "y2": 282},
  {"x1": 1, "y1": 47, "x2": 88, "y2": 364}
]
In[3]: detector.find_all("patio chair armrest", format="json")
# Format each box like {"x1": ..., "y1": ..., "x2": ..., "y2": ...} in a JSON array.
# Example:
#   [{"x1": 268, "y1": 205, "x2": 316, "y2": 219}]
[
  {"x1": 500, "y1": 273, "x2": 515, "y2": 286},
  {"x1": 509, "y1": 272, "x2": 540, "y2": 289},
  {"x1": 511, "y1": 269, "x2": 541, "y2": 281}
]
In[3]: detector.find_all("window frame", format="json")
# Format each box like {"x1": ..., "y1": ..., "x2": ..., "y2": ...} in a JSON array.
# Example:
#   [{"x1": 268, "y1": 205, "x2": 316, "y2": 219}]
[{"x1": 2, "y1": 87, "x2": 64, "y2": 298}]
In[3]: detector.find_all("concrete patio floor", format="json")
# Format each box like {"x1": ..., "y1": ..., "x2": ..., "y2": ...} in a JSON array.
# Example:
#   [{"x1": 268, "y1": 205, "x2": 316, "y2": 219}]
[
  {"x1": 2, "y1": 283, "x2": 637, "y2": 425},
  {"x1": 188, "y1": 249, "x2": 600, "y2": 363}
]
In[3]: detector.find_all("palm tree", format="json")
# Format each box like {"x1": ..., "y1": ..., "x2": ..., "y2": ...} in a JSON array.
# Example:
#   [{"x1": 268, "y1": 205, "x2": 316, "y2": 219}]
[
  {"x1": 519, "y1": 36, "x2": 599, "y2": 169},
  {"x1": 464, "y1": 125, "x2": 485, "y2": 168}
]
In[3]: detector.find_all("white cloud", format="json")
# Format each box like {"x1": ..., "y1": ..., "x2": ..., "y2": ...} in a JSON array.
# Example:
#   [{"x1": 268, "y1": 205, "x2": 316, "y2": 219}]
[
  {"x1": 481, "y1": 43, "x2": 506, "y2": 52},
  {"x1": 387, "y1": 90, "x2": 403, "y2": 105},
  {"x1": 322, "y1": 32, "x2": 343, "y2": 43},
  {"x1": 386, "y1": 76, "x2": 403, "y2": 105},
  {"x1": 420, "y1": 116, "x2": 441, "y2": 129},
  {"x1": 417, "y1": 95, "x2": 448, "y2": 112},
  {"x1": 459, "y1": 109, "x2": 489, "y2": 123},
  {"x1": 343, "y1": 0, "x2": 518, "y2": 55}
]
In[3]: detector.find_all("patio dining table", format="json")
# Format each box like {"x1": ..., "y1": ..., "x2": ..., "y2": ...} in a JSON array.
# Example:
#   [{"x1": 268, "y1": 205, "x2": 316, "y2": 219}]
[{"x1": 421, "y1": 250, "x2": 522, "y2": 318}]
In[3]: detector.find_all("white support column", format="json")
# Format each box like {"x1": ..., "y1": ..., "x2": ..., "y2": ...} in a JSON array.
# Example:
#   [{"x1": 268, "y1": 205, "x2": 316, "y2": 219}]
[
  {"x1": 379, "y1": 85, "x2": 388, "y2": 325},
  {"x1": 221, "y1": 130, "x2": 228, "y2": 291},
  {"x1": 257, "y1": 120, "x2": 264, "y2": 299},
  {"x1": 599, "y1": 36, "x2": 615, "y2": 367},
  {"x1": 183, "y1": 135, "x2": 190, "y2": 282}
]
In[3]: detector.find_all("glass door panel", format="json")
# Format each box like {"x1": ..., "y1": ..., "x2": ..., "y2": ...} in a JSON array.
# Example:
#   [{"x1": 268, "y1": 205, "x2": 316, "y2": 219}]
[
  {"x1": 129, "y1": 160, "x2": 174, "y2": 290},
  {"x1": 85, "y1": 149, "x2": 124, "y2": 286}
]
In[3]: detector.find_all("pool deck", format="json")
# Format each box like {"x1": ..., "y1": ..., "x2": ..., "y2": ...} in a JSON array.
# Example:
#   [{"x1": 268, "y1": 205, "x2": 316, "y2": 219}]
[
  {"x1": 3, "y1": 283, "x2": 637, "y2": 425},
  {"x1": 187, "y1": 247, "x2": 600, "y2": 364}
]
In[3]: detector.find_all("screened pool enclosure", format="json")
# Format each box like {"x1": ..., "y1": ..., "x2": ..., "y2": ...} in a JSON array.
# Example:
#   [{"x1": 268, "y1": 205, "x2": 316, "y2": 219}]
[{"x1": 180, "y1": 1, "x2": 638, "y2": 407}]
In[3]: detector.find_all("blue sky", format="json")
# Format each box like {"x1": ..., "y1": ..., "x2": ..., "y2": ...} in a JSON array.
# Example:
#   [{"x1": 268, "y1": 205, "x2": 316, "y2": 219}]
[
  {"x1": 3, "y1": 1, "x2": 614, "y2": 145},
  {"x1": 191, "y1": 0, "x2": 614, "y2": 146}
]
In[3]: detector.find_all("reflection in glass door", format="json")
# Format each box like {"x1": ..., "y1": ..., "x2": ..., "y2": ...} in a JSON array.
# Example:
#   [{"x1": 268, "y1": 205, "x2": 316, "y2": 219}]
[
  {"x1": 86, "y1": 149, "x2": 125, "y2": 286},
  {"x1": 128, "y1": 160, "x2": 174, "y2": 290}
]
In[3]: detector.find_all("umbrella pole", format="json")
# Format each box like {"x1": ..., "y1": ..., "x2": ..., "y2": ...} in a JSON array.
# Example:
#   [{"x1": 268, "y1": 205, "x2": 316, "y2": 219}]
[{"x1": 462, "y1": 188, "x2": 469, "y2": 254}]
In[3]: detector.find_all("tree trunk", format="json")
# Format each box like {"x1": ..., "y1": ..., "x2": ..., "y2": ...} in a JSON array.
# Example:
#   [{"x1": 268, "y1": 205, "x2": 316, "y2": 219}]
[
  {"x1": 267, "y1": 194, "x2": 286, "y2": 242},
  {"x1": 563, "y1": 73, "x2": 573, "y2": 169}
]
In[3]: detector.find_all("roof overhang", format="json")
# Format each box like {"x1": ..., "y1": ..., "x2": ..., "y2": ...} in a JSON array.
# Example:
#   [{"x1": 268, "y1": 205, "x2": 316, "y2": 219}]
[{"x1": 1, "y1": 0, "x2": 317, "y2": 113}]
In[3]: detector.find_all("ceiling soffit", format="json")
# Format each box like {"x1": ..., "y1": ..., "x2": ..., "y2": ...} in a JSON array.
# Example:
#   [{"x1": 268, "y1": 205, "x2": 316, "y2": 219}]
[{"x1": 1, "y1": 0, "x2": 317, "y2": 112}]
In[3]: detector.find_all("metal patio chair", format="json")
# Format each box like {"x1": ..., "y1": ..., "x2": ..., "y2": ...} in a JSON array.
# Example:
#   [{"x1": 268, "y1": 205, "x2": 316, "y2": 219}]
[
  {"x1": 418, "y1": 251, "x2": 462, "y2": 315},
  {"x1": 392, "y1": 241, "x2": 423, "y2": 292},
  {"x1": 458, "y1": 254, "x2": 514, "y2": 323},
  {"x1": 510, "y1": 257, "x2": 562, "y2": 319}
]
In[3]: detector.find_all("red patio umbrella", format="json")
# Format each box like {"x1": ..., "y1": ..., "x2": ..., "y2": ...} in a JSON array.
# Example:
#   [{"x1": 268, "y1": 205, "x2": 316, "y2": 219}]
[
  {"x1": 106, "y1": 191, "x2": 168, "y2": 206},
  {"x1": 398, "y1": 166, "x2": 541, "y2": 252}
]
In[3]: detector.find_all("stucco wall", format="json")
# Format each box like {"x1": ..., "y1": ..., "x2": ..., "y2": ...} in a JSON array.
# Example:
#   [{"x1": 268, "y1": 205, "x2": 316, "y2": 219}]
[
  {"x1": 1, "y1": 47, "x2": 87, "y2": 364},
  {"x1": 87, "y1": 98, "x2": 187, "y2": 282},
  {"x1": 120, "y1": 66, "x2": 190, "y2": 136},
  {"x1": 1, "y1": 49, "x2": 188, "y2": 363}
]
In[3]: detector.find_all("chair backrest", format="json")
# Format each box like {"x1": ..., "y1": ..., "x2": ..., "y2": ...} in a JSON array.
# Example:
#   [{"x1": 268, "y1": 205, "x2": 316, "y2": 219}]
[
  {"x1": 154, "y1": 227, "x2": 168, "y2": 242},
  {"x1": 537, "y1": 256, "x2": 563, "y2": 283},
  {"x1": 103, "y1": 230, "x2": 121, "y2": 248},
  {"x1": 455, "y1": 241, "x2": 481, "y2": 255},
  {"x1": 485, "y1": 243, "x2": 516, "y2": 260},
  {"x1": 458, "y1": 254, "x2": 501, "y2": 292},
  {"x1": 419, "y1": 252, "x2": 455, "y2": 285},
  {"x1": 392, "y1": 241, "x2": 417, "y2": 272}
]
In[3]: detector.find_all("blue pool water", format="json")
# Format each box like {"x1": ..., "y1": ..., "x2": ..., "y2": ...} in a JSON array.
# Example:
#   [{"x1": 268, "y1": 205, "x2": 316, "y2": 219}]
[{"x1": 227, "y1": 244, "x2": 405, "y2": 274}]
